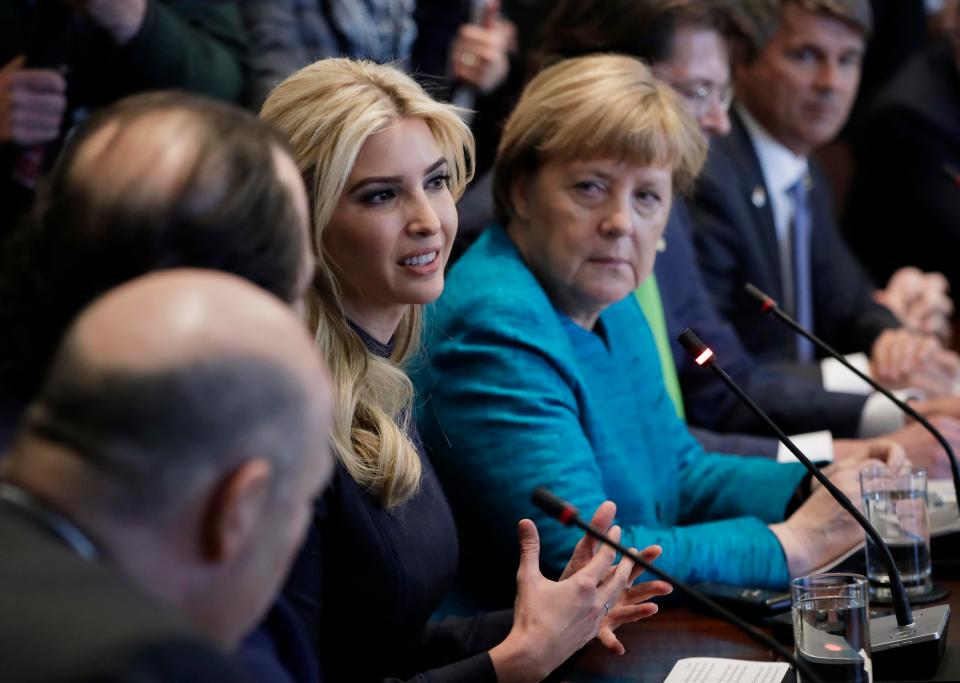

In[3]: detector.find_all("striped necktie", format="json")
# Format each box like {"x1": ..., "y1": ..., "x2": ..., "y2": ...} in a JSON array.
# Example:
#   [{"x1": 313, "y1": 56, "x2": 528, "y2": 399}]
[{"x1": 786, "y1": 177, "x2": 815, "y2": 362}]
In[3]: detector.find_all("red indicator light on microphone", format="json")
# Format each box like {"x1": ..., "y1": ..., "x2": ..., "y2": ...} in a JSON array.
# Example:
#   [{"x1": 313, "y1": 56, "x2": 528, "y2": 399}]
[{"x1": 677, "y1": 329, "x2": 716, "y2": 368}]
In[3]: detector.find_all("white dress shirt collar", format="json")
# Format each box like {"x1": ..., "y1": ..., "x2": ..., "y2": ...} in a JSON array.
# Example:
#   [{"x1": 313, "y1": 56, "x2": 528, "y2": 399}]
[
  {"x1": 736, "y1": 103, "x2": 809, "y2": 196},
  {"x1": 736, "y1": 104, "x2": 812, "y2": 322}
]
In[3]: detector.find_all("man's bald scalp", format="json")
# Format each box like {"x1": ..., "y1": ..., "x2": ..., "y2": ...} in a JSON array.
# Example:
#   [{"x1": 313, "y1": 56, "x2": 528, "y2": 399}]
[{"x1": 16, "y1": 271, "x2": 329, "y2": 523}]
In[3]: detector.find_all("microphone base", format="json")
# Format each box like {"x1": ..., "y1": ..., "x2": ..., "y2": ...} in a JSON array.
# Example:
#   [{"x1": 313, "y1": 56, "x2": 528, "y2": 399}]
[{"x1": 870, "y1": 603, "x2": 950, "y2": 679}]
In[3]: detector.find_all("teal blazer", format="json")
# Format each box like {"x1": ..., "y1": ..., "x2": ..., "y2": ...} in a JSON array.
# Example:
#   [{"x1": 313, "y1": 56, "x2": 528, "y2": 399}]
[{"x1": 416, "y1": 226, "x2": 806, "y2": 605}]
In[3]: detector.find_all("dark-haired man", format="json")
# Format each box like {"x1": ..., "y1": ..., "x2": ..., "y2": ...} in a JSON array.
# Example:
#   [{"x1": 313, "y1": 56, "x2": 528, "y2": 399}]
[
  {"x1": 0, "y1": 270, "x2": 334, "y2": 681},
  {"x1": 0, "y1": 91, "x2": 313, "y2": 450},
  {"x1": 689, "y1": 0, "x2": 960, "y2": 438}
]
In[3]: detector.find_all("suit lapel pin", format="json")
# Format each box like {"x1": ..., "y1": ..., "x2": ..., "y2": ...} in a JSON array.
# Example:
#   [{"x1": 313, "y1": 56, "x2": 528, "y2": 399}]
[
  {"x1": 751, "y1": 186, "x2": 767, "y2": 208},
  {"x1": 657, "y1": 238, "x2": 667, "y2": 253}
]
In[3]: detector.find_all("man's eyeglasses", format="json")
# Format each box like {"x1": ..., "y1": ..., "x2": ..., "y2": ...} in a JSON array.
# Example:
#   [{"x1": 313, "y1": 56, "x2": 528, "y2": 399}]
[{"x1": 669, "y1": 80, "x2": 734, "y2": 118}]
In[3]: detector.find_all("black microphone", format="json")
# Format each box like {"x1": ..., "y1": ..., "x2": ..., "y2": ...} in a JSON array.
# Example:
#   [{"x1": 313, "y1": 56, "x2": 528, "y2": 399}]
[
  {"x1": 743, "y1": 282, "x2": 960, "y2": 507},
  {"x1": 531, "y1": 486, "x2": 825, "y2": 683},
  {"x1": 448, "y1": 0, "x2": 490, "y2": 123},
  {"x1": 10, "y1": 0, "x2": 73, "y2": 193},
  {"x1": 677, "y1": 328, "x2": 950, "y2": 677}
]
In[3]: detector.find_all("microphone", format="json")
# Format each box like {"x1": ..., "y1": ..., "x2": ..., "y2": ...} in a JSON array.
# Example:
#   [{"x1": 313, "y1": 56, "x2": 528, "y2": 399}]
[
  {"x1": 743, "y1": 282, "x2": 960, "y2": 507},
  {"x1": 449, "y1": 0, "x2": 490, "y2": 123},
  {"x1": 677, "y1": 328, "x2": 950, "y2": 677},
  {"x1": 531, "y1": 486, "x2": 826, "y2": 683},
  {"x1": 12, "y1": 0, "x2": 73, "y2": 192}
]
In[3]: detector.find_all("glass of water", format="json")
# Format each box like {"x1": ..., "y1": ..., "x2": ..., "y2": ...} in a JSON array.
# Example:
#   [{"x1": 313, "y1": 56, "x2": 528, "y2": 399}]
[
  {"x1": 792, "y1": 573, "x2": 872, "y2": 683},
  {"x1": 860, "y1": 466, "x2": 931, "y2": 599}
]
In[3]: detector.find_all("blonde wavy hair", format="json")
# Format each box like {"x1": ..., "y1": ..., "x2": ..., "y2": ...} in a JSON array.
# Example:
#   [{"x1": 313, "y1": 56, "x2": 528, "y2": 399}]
[{"x1": 261, "y1": 59, "x2": 474, "y2": 508}]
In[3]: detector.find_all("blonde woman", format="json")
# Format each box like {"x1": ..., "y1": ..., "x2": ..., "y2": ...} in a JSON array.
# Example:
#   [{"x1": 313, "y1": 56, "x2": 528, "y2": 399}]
[{"x1": 249, "y1": 58, "x2": 671, "y2": 683}]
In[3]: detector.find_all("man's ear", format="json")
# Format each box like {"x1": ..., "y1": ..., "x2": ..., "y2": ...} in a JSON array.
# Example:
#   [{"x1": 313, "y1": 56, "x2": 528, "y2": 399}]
[
  {"x1": 200, "y1": 459, "x2": 273, "y2": 563},
  {"x1": 510, "y1": 173, "x2": 532, "y2": 223}
]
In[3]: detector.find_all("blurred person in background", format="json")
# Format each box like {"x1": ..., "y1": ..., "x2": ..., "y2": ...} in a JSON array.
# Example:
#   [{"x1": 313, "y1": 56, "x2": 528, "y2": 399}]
[
  {"x1": 689, "y1": 0, "x2": 959, "y2": 403},
  {"x1": 846, "y1": 1, "x2": 960, "y2": 311},
  {"x1": 0, "y1": 0, "x2": 249, "y2": 230},
  {"x1": 0, "y1": 92, "x2": 312, "y2": 452}
]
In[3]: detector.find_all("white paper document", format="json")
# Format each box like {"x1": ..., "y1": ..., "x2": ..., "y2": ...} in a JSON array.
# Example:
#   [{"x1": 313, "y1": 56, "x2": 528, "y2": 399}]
[{"x1": 664, "y1": 657, "x2": 790, "y2": 683}]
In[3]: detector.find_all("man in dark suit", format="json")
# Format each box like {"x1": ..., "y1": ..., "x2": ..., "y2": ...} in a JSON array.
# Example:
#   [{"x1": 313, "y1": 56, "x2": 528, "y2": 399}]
[
  {"x1": 638, "y1": 0, "x2": 867, "y2": 447},
  {"x1": 0, "y1": 90, "x2": 314, "y2": 452},
  {"x1": 0, "y1": 270, "x2": 334, "y2": 682},
  {"x1": 846, "y1": 3, "x2": 960, "y2": 297},
  {"x1": 689, "y1": 0, "x2": 960, "y2": 405}
]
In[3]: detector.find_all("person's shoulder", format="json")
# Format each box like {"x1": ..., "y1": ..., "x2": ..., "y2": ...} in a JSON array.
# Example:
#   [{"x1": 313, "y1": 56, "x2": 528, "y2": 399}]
[
  {"x1": 104, "y1": 636, "x2": 251, "y2": 683},
  {"x1": 0, "y1": 509, "x2": 214, "y2": 682},
  {"x1": 875, "y1": 42, "x2": 951, "y2": 110},
  {"x1": 870, "y1": 41, "x2": 960, "y2": 138},
  {"x1": 238, "y1": 598, "x2": 318, "y2": 683},
  {"x1": 601, "y1": 295, "x2": 653, "y2": 350},
  {"x1": 701, "y1": 116, "x2": 753, "y2": 180},
  {"x1": 438, "y1": 226, "x2": 558, "y2": 332}
]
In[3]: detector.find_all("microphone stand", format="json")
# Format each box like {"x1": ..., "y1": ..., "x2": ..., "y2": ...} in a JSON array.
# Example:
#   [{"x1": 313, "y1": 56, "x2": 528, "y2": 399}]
[
  {"x1": 531, "y1": 486, "x2": 825, "y2": 683},
  {"x1": 677, "y1": 328, "x2": 950, "y2": 677},
  {"x1": 743, "y1": 282, "x2": 960, "y2": 508}
]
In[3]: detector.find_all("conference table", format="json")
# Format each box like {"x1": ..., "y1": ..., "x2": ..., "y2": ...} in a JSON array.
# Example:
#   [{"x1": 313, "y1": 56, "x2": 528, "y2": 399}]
[{"x1": 568, "y1": 577, "x2": 960, "y2": 682}]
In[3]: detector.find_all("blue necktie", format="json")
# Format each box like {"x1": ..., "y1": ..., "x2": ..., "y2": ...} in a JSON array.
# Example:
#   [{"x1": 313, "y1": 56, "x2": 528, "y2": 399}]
[{"x1": 786, "y1": 178, "x2": 815, "y2": 362}]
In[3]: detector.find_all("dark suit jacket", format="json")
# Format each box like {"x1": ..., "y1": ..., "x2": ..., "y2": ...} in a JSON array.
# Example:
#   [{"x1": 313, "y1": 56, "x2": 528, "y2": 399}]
[
  {"x1": 689, "y1": 109, "x2": 899, "y2": 365},
  {"x1": 658, "y1": 201, "x2": 868, "y2": 439},
  {"x1": 846, "y1": 41, "x2": 960, "y2": 293},
  {"x1": 0, "y1": 500, "x2": 248, "y2": 683}
]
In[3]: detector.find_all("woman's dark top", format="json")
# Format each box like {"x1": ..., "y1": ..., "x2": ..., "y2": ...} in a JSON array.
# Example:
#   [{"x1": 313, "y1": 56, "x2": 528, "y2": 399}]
[{"x1": 241, "y1": 324, "x2": 512, "y2": 683}]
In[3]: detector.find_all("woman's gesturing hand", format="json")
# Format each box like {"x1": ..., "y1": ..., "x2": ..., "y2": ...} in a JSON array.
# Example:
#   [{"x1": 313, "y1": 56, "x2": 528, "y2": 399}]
[
  {"x1": 596, "y1": 544, "x2": 671, "y2": 655},
  {"x1": 559, "y1": 501, "x2": 671, "y2": 655},
  {"x1": 490, "y1": 502, "x2": 671, "y2": 683}
]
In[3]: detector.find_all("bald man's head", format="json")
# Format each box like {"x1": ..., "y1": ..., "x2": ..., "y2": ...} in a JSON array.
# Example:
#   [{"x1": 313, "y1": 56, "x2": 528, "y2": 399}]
[
  {"x1": 0, "y1": 92, "x2": 312, "y2": 412},
  {"x1": 6, "y1": 270, "x2": 333, "y2": 645},
  {"x1": 11, "y1": 269, "x2": 331, "y2": 522}
]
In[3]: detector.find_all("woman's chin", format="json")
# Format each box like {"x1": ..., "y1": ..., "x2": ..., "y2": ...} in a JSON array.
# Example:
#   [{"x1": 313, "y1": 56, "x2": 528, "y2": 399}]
[
  {"x1": 400, "y1": 279, "x2": 446, "y2": 306},
  {"x1": 587, "y1": 284, "x2": 636, "y2": 308}
]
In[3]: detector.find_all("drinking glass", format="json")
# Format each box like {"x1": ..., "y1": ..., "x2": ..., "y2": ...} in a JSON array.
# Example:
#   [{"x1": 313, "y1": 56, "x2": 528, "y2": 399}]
[
  {"x1": 792, "y1": 573, "x2": 872, "y2": 683},
  {"x1": 860, "y1": 466, "x2": 931, "y2": 599}
]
